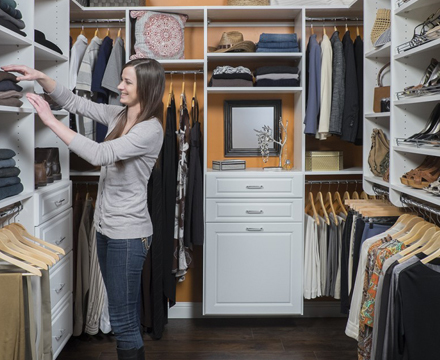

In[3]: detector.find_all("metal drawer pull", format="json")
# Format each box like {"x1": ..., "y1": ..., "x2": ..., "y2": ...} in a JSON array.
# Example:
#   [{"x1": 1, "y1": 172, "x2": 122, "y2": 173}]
[
  {"x1": 55, "y1": 329, "x2": 65, "y2": 341},
  {"x1": 55, "y1": 283, "x2": 65, "y2": 294},
  {"x1": 55, "y1": 237, "x2": 66, "y2": 245},
  {"x1": 54, "y1": 199, "x2": 65, "y2": 207},
  {"x1": 246, "y1": 210, "x2": 263, "y2": 214},
  {"x1": 246, "y1": 227, "x2": 263, "y2": 232},
  {"x1": 246, "y1": 185, "x2": 264, "y2": 189}
]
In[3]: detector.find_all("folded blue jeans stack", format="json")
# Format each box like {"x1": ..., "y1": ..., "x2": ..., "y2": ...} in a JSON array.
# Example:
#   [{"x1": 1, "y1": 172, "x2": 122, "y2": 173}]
[
  {"x1": 256, "y1": 33, "x2": 300, "y2": 53},
  {"x1": 0, "y1": 148, "x2": 23, "y2": 201}
]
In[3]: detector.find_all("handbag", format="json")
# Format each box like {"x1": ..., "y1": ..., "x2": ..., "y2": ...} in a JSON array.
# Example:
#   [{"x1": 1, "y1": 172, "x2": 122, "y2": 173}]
[
  {"x1": 368, "y1": 128, "x2": 390, "y2": 177},
  {"x1": 373, "y1": 62, "x2": 390, "y2": 113}
]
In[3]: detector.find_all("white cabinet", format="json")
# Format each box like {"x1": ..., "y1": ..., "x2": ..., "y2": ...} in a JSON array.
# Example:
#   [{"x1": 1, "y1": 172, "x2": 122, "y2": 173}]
[{"x1": 204, "y1": 171, "x2": 304, "y2": 315}]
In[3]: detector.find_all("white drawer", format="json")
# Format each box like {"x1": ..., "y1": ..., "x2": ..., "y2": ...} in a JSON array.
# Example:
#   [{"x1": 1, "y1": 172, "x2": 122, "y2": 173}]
[
  {"x1": 52, "y1": 293, "x2": 73, "y2": 360},
  {"x1": 34, "y1": 181, "x2": 72, "y2": 225},
  {"x1": 206, "y1": 198, "x2": 303, "y2": 222},
  {"x1": 206, "y1": 172, "x2": 303, "y2": 198},
  {"x1": 49, "y1": 252, "x2": 73, "y2": 310},
  {"x1": 35, "y1": 208, "x2": 73, "y2": 255}
]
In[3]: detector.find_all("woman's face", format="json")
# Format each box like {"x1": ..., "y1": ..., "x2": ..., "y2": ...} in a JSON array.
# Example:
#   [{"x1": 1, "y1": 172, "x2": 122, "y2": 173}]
[{"x1": 118, "y1": 66, "x2": 138, "y2": 107}]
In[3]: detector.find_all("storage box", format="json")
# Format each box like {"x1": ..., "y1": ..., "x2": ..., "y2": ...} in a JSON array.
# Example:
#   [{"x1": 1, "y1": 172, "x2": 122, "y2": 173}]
[
  {"x1": 305, "y1": 151, "x2": 343, "y2": 171},
  {"x1": 212, "y1": 160, "x2": 246, "y2": 171}
]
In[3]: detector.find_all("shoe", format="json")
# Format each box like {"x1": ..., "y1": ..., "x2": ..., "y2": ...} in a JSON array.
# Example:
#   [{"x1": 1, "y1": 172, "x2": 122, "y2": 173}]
[
  {"x1": 35, "y1": 161, "x2": 47, "y2": 189},
  {"x1": 49, "y1": 147, "x2": 62, "y2": 180},
  {"x1": 116, "y1": 346, "x2": 144, "y2": 360},
  {"x1": 405, "y1": 103, "x2": 440, "y2": 141},
  {"x1": 35, "y1": 147, "x2": 61, "y2": 182},
  {"x1": 35, "y1": 148, "x2": 53, "y2": 183},
  {"x1": 406, "y1": 158, "x2": 440, "y2": 189},
  {"x1": 400, "y1": 156, "x2": 437, "y2": 185},
  {"x1": 403, "y1": 58, "x2": 438, "y2": 94}
]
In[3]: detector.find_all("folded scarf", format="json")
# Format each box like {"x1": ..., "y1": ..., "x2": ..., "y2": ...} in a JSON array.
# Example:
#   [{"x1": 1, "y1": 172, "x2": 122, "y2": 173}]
[
  {"x1": 255, "y1": 65, "x2": 299, "y2": 76},
  {"x1": 212, "y1": 66, "x2": 254, "y2": 81},
  {"x1": 0, "y1": 158, "x2": 15, "y2": 168},
  {"x1": 0, "y1": 7, "x2": 24, "y2": 29},
  {"x1": 255, "y1": 78, "x2": 300, "y2": 87},
  {"x1": 0, "y1": 166, "x2": 20, "y2": 177},
  {"x1": 0, "y1": 148, "x2": 15, "y2": 160},
  {"x1": 0, "y1": 97, "x2": 22, "y2": 107},
  {"x1": 0, "y1": 71, "x2": 17, "y2": 83},
  {"x1": 0, "y1": 176, "x2": 20, "y2": 187},
  {"x1": 210, "y1": 78, "x2": 253, "y2": 87},
  {"x1": 0, "y1": 2, "x2": 21, "y2": 19},
  {"x1": 0, "y1": 90, "x2": 22, "y2": 99},
  {"x1": 0, "y1": 0, "x2": 17, "y2": 9},
  {"x1": 0, "y1": 17, "x2": 25, "y2": 36},
  {"x1": 256, "y1": 73, "x2": 299, "y2": 81}
]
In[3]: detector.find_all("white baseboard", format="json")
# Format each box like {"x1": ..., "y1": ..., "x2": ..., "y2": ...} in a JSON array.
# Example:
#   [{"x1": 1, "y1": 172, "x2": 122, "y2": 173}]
[{"x1": 168, "y1": 301, "x2": 345, "y2": 319}]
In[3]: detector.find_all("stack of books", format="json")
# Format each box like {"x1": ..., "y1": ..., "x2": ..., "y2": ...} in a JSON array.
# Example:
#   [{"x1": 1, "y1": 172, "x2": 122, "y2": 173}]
[{"x1": 212, "y1": 159, "x2": 246, "y2": 171}]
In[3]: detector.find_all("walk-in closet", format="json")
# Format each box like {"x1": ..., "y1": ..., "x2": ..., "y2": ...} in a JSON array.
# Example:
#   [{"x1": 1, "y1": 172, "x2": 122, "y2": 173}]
[{"x1": 0, "y1": 0, "x2": 440, "y2": 359}]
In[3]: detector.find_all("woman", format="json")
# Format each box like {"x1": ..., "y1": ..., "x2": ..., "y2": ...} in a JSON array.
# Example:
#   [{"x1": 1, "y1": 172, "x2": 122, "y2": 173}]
[{"x1": 3, "y1": 59, "x2": 165, "y2": 360}]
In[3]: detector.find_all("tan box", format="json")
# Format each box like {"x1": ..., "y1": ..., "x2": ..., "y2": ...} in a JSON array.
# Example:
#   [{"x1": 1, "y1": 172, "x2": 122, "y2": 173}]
[{"x1": 305, "y1": 151, "x2": 343, "y2": 171}]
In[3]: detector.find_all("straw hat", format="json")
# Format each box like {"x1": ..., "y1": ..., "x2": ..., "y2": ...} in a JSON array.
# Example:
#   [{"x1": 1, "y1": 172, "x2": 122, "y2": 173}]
[{"x1": 208, "y1": 31, "x2": 256, "y2": 53}]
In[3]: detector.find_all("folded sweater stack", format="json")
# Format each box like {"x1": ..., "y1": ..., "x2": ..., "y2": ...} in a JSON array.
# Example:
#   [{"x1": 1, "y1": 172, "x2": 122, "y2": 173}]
[
  {"x1": 0, "y1": 71, "x2": 23, "y2": 107},
  {"x1": 0, "y1": 148, "x2": 23, "y2": 201},
  {"x1": 256, "y1": 33, "x2": 300, "y2": 53},
  {"x1": 255, "y1": 66, "x2": 300, "y2": 87},
  {"x1": 0, "y1": 0, "x2": 26, "y2": 37},
  {"x1": 209, "y1": 66, "x2": 254, "y2": 87}
]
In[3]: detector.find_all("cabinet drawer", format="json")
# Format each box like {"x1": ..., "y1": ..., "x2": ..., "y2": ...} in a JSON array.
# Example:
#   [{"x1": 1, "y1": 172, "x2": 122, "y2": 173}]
[
  {"x1": 206, "y1": 173, "x2": 303, "y2": 198},
  {"x1": 206, "y1": 198, "x2": 303, "y2": 222},
  {"x1": 49, "y1": 252, "x2": 73, "y2": 310},
  {"x1": 52, "y1": 293, "x2": 73, "y2": 360},
  {"x1": 34, "y1": 181, "x2": 72, "y2": 225},
  {"x1": 35, "y1": 208, "x2": 73, "y2": 255}
]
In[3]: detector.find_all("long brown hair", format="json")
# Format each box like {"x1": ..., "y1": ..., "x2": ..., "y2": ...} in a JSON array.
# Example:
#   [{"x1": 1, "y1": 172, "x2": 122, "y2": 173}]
[{"x1": 105, "y1": 58, "x2": 165, "y2": 142}]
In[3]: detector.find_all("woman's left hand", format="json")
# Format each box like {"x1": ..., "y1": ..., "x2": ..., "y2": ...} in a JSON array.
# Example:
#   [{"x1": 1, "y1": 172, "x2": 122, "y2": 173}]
[{"x1": 26, "y1": 93, "x2": 57, "y2": 127}]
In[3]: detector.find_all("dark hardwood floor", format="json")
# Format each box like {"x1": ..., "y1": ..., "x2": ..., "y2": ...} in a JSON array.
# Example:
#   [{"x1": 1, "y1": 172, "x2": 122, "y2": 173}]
[{"x1": 57, "y1": 317, "x2": 357, "y2": 360}]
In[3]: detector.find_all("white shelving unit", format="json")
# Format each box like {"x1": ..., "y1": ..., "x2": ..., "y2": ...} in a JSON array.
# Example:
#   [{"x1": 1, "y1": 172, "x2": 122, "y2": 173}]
[{"x1": 363, "y1": 0, "x2": 391, "y2": 195}]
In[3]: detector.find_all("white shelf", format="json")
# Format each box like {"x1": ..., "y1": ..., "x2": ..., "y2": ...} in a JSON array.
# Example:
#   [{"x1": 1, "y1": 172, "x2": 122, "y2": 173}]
[
  {"x1": 70, "y1": 0, "x2": 125, "y2": 21},
  {"x1": 0, "y1": 25, "x2": 32, "y2": 46},
  {"x1": 0, "y1": 106, "x2": 34, "y2": 114},
  {"x1": 34, "y1": 179, "x2": 71, "y2": 196},
  {"x1": 305, "y1": 167, "x2": 363, "y2": 175},
  {"x1": 365, "y1": 43, "x2": 391, "y2": 59},
  {"x1": 35, "y1": 43, "x2": 68, "y2": 62},
  {"x1": 364, "y1": 175, "x2": 390, "y2": 189},
  {"x1": 208, "y1": 87, "x2": 302, "y2": 94},
  {"x1": 0, "y1": 191, "x2": 33, "y2": 209},
  {"x1": 393, "y1": 144, "x2": 440, "y2": 157},
  {"x1": 394, "y1": 93, "x2": 440, "y2": 106},
  {"x1": 207, "y1": 7, "x2": 301, "y2": 21},
  {"x1": 394, "y1": 38, "x2": 440, "y2": 61},
  {"x1": 365, "y1": 112, "x2": 390, "y2": 119},
  {"x1": 391, "y1": 183, "x2": 440, "y2": 207},
  {"x1": 52, "y1": 110, "x2": 69, "y2": 116},
  {"x1": 207, "y1": 53, "x2": 302, "y2": 62},
  {"x1": 395, "y1": 0, "x2": 440, "y2": 15}
]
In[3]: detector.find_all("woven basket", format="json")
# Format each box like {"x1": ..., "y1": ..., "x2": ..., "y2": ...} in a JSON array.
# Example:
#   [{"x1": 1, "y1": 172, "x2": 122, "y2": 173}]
[
  {"x1": 89, "y1": 0, "x2": 143, "y2": 6},
  {"x1": 227, "y1": 0, "x2": 270, "y2": 5},
  {"x1": 370, "y1": 9, "x2": 391, "y2": 45}
]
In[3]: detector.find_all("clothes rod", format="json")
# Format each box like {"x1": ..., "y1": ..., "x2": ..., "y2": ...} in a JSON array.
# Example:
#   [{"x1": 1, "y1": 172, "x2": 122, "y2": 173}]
[
  {"x1": 165, "y1": 70, "x2": 204, "y2": 75},
  {"x1": 400, "y1": 195, "x2": 440, "y2": 217},
  {"x1": 73, "y1": 181, "x2": 99, "y2": 185},
  {"x1": 306, "y1": 17, "x2": 363, "y2": 21},
  {"x1": 70, "y1": 19, "x2": 125, "y2": 23},
  {"x1": 0, "y1": 201, "x2": 22, "y2": 219}
]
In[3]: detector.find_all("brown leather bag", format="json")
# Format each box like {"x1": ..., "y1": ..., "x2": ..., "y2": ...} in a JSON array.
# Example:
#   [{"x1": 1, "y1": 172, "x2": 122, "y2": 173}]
[
  {"x1": 368, "y1": 128, "x2": 390, "y2": 177},
  {"x1": 373, "y1": 62, "x2": 391, "y2": 113}
]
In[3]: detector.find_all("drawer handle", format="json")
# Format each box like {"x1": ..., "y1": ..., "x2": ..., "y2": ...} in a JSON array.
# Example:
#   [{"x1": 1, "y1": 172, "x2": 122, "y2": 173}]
[
  {"x1": 246, "y1": 227, "x2": 263, "y2": 232},
  {"x1": 55, "y1": 283, "x2": 66, "y2": 294},
  {"x1": 54, "y1": 329, "x2": 65, "y2": 341},
  {"x1": 246, "y1": 210, "x2": 263, "y2": 214},
  {"x1": 246, "y1": 185, "x2": 264, "y2": 189},
  {"x1": 54, "y1": 199, "x2": 66, "y2": 207},
  {"x1": 55, "y1": 237, "x2": 66, "y2": 245}
]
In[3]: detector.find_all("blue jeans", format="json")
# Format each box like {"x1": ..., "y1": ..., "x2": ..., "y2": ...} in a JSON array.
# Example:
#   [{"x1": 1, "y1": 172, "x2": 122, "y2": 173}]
[{"x1": 96, "y1": 231, "x2": 152, "y2": 350}]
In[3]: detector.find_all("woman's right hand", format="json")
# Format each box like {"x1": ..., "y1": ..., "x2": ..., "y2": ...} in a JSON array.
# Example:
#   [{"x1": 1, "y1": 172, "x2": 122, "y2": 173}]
[{"x1": 1, "y1": 64, "x2": 44, "y2": 82}]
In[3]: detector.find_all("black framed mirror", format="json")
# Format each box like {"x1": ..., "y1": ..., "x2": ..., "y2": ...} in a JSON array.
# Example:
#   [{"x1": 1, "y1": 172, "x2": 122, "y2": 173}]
[{"x1": 224, "y1": 99, "x2": 282, "y2": 157}]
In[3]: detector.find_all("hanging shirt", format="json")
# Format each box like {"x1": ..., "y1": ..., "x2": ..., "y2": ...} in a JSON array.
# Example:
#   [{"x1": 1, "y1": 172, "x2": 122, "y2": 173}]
[
  {"x1": 102, "y1": 37, "x2": 125, "y2": 105},
  {"x1": 317, "y1": 33, "x2": 333, "y2": 140},
  {"x1": 304, "y1": 34, "x2": 321, "y2": 135},
  {"x1": 69, "y1": 34, "x2": 88, "y2": 91},
  {"x1": 329, "y1": 31, "x2": 345, "y2": 136}
]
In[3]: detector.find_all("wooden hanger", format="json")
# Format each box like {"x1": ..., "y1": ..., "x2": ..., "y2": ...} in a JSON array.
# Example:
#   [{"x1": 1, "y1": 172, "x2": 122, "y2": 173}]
[
  {"x1": 356, "y1": 25, "x2": 360, "y2": 37},
  {"x1": 325, "y1": 191, "x2": 338, "y2": 225},
  {"x1": 360, "y1": 191, "x2": 369, "y2": 200},
  {"x1": 106, "y1": 27, "x2": 110, "y2": 37},
  {"x1": 345, "y1": 23, "x2": 349, "y2": 32},
  {"x1": 0, "y1": 249, "x2": 41, "y2": 276},
  {"x1": 334, "y1": 25, "x2": 337, "y2": 32},
  {"x1": 3, "y1": 226, "x2": 59, "y2": 262},
  {"x1": 0, "y1": 235, "x2": 47, "y2": 269},
  {"x1": 305, "y1": 192, "x2": 320, "y2": 226},
  {"x1": 167, "y1": 76, "x2": 174, "y2": 107},
  {"x1": 311, "y1": 23, "x2": 314, "y2": 35},
  {"x1": 180, "y1": 75, "x2": 185, "y2": 107},
  {"x1": 352, "y1": 191, "x2": 359, "y2": 199},
  {"x1": 343, "y1": 190, "x2": 350, "y2": 202},
  {"x1": 0, "y1": 228, "x2": 56, "y2": 265},
  {"x1": 387, "y1": 214, "x2": 415, "y2": 232},
  {"x1": 420, "y1": 232, "x2": 440, "y2": 263},
  {"x1": 117, "y1": 27, "x2": 121, "y2": 38},
  {"x1": 314, "y1": 191, "x2": 330, "y2": 225},
  {"x1": 333, "y1": 190, "x2": 347, "y2": 216},
  {"x1": 94, "y1": 28, "x2": 100, "y2": 38},
  {"x1": 397, "y1": 227, "x2": 439, "y2": 260},
  {"x1": 8, "y1": 223, "x2": 65, "y2": 255},
  {"x1": 391, "y1": 216, "x2": 424, "y2": 239},
  {"x1": 80, "y1": 25, "x2": 84, "y2": 36},
  {"x1": 397, "y1": 222, "x2": 434, "y2": 245},
  {"x1": 323, "y1": 25, "x2": 327, "y2": 36}
]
